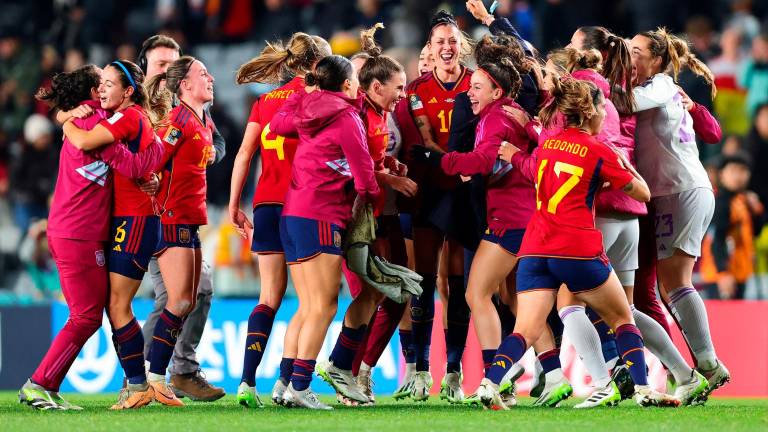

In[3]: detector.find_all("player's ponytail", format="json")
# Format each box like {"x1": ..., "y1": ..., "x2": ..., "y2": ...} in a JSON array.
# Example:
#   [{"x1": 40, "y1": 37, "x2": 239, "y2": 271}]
[
  {"x1": 576, "y1": 26, "x2": 635, "y2": 115},
  {"x1": 357, "y1": 23, "x2": 404, "y2": 91},
  {"x1": 144, "y1": 72, "x2": 173, "y2": 129},
  {"x1": 236, "y1": 33, "x2": 332, "y2": 85},
  {"x1": 549, "y1": 47, "x2": 602, "y2": 74},
  {"x1": 35, "y1": 64, "x2": 101, "y2": 111},
  {"x1": 540, "y1": 78, "x2": 602, "y2": 129},
  {"x1": 305, "y1": 55, "x2": 354, "y2": 92}
]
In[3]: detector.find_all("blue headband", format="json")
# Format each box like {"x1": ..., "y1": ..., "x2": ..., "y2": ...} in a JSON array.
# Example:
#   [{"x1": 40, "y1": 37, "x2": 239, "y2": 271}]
[{"x1": 111, "y1": 61, "x2": 138, "y2": 92}]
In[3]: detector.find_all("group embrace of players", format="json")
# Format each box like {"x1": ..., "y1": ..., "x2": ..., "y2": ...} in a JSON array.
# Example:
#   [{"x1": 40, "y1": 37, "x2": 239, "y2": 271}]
[{"x1": 20, "y1": 0, "x2": 730, "y2": 412}]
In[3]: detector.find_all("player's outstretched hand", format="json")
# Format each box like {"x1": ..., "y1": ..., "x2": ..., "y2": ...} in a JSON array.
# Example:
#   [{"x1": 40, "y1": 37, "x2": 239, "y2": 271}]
[
  {"x1": 388, "y1": 175, "x2": 418, "y2": 198},
  {"x1": 498, "y1": 140, "x2": 521, "y2": 162},
  {"x1": 230, "y1": 207, "x2": 253, "y2": 239},
  {"x1": 409, "y1": 145, "x2": 444, "y2": 168},
  {"x1": 466, "y1": 1, "x2": 491, "y2": 23}
]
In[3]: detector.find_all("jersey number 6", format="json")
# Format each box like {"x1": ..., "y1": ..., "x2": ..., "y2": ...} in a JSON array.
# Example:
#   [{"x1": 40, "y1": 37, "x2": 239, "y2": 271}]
[
  {"x1": 535, "y1": 160, "x2": 584, "y2": 214},
  {"x1": 261, "y1": 123, "x2": 286, "y2": 160}
]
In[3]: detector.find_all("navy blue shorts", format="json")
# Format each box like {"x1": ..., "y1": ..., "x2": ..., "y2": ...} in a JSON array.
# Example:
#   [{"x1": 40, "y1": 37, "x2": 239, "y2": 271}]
[
  {"x1": 251, "y1": 205, "x2": 284, "y2": 254},
  {"x1": 109, "y1": 215, "x2": 161, "y2": 280},
  {"x1": 482, "y1": 228, "x2": 525, "y2": 255},
  {"x1": 279, "y1": 216, "x2": 344, "y2": 264},
  {"x1": 399, "y1": 213, "x2": 413, "y2": 240},
  {"x1": 516, "y1": 256, "x2": 613, "y2": 293},
  {"x1": 158, "y1": 224, "x2": 201, "y2": 251}
]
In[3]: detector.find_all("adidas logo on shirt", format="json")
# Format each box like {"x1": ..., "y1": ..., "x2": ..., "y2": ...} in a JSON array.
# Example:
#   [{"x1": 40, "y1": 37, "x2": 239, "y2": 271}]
[{"x1": 428, "y1": 97, "x2": 438, "y2": 104}]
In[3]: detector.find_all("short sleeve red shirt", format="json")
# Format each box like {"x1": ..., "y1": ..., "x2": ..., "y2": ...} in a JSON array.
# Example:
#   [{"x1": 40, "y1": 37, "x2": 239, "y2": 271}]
[{"x1": 408, "y1": 67, "x2": 472, "y2": 151}]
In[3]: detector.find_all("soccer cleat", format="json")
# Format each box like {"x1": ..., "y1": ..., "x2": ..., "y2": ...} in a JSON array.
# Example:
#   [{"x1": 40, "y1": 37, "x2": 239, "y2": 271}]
[
  {"x1": 284, "y1": 383, "x2": 332, "y2": 410},
  {"x1": 236, "y1": 382, "x2": 263, "y2": 408},
  {"x1": 633, "y1": 385, "x2": 680, "y2": 407},
  {"x1": 674, "y1": 370, "x2": 709, "y2": 406},
  {"x1": 110, "y1": 384, "x2": 155, "y2": 410},
  {"x1": 272, "y1": 379, "x2": 288, "y2": 405},
  {"x1": 529, "y1": 370, "x2": 546, "y2": 398},
  {"x1": 171, "y1": 370, "x2": 225, "y2": 402},
  {"x1": 357, "y1": 368, "x2": 376, "y2": 405},
  {"x1": 476, "y1": 378, "x2": 508, "y2": 410},
  {"x1": 18, "y1": 379, "x2": 61, "y2": 411},
  {"x1": 699, "y1": 361, "x2": 731, "y2": 398},
  {"x1": 463, "y1": 392, "x2": 481, "y2": 406},
  {"x1": 533, "y1": 374, "x2": 573, "y2": 407},
  {"x1": 574, "y1": 381, "x2": 621, "y2": 408},
  {"x1": 316, "y1": 361, "x2": 369, "y2": 404},
  {"x1": 499, "y1": 383, "x2": 518, "y2": 408},
  {"x1": 440, "y1": 372, "x2": 464, "y2": 404},
  {"x1": 393, "y1": 366, "x2": 416, "y2": 400},
  {"x1": 49, "y1": 392, "x2": 83, "y2": 410},
  {"x1": 498, "y1": 364, "x2": 524, "y2": 397},
  {"x1": 411, "y1": 371, "x2": 433, "y2": 402},
  {"x1": 611, "y1": 364, "x2": 635, "y2": 400},
  {"x1": 149, "y1": 379, "x2": 184, "y2": 407}
]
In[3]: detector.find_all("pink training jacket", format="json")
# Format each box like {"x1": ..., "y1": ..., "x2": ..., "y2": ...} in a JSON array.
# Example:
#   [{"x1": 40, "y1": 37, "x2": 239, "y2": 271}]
[
  {"x1": 48, "y1": 100, "x2": 164, "y2": 241},
  {"x1": 272, "y1": 90, "x2": 380, "y2": 228},
  {"x1": 440, "y1": 98, "x2": 535, "y2": 230}
]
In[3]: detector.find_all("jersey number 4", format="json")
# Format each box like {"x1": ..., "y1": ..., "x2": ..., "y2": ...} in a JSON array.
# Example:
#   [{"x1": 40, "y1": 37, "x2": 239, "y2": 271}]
[
  {"x1": 261, "y1": 123, "x2": 286, "y2": 160},
  {"x1": 535, "y1": 160, "x2": 584, "y2": 214}
]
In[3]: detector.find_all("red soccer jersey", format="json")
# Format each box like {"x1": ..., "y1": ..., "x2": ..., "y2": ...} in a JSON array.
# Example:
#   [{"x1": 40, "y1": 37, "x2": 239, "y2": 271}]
[
  {"x1": 408, "y1": 67, "x2": 472, "y2": 151},
  {"x1": 518, "y1": 128, "x2": 635, "y2": 259},
  {"x1": 156, "y1": 102, "x2": 215, "y2": 225},
  {"x1": 362, "y1": 95, "x2": 389, "y2": 170},
  {"x1": 249, "y1": 76, "x2": 304, "y2": 208},
  {"x1": 99, "y1": 105, "x2": 156, "y2": 216}
]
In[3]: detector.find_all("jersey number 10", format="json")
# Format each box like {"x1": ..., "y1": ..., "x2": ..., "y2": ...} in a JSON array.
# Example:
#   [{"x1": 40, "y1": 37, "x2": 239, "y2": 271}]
[{"x1": 535, "y1": 160, "x2": 584, "y2": 214}]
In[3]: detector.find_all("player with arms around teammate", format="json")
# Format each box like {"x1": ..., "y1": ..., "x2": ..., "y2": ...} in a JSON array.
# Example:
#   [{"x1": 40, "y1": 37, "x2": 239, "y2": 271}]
[
  {"x1": 229, "y1": 32, "x2": 331, "y2": 408},
  {"x1": 482, "y1": 78, "x2": 678, "y2": 409}
]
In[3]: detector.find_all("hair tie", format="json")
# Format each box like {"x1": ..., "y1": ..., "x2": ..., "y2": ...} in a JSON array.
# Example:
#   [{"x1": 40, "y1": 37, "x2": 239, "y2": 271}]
[
  {"x1": 286, "y1": 48, "x2": 293, "y2": 56},
  {"x1": 111, "y1": 61, "x2": 138, "y2": 92},
  {"x1": 609, "y1": 41, "x2": 616, "y2": 47},
  {"x1": 478, "y1": 67, "x2": 504, "y2": 92}
]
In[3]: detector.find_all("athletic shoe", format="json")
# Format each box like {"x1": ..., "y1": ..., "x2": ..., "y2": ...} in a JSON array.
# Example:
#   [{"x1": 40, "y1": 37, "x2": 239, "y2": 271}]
[
  {"x1": 499, "y1": 385, "x2": 518, "y2": 408},
  {"x1": 498, "y1": 364, "x2": 524, "y2": 396},
  {"x1": 463, "y1": 392, "x2": 481, "y2": 406},
  {"x1": 440, "y1": 372, "x2": 464, "y2": 404},
  {"x1": 284, "y1": 383, "x2": 332, "y2": 410},
  {"x1": 171, "y1": 370, "x2": 225, "y2": 402},
  {"x1": 18, "y1": 379, "x2": 61, "y2": 411},
  {"x1": 393, "y1": 365, "x2": 416, "y2": 400},
  {"x1": 149, "y1": 379, "x2": 184, "y2": 407},
  {"x1": 272, "y1": 379, "x2": 288, "y2": 405},
  {"x1": 699, "y1": 361, "x2": 731, "y2": 398},
  {"x1": 633, "y1": 385, "x2": 680, "y2": 407},
  {"x1": 110, "y1": 384, "x2": 155, "y2": 410},
  {"x1": 529, "y1": 370, "x2": 546, "y2": 398},
  {"x1": 357, "y1": 368, "x2": 375, "y2": 404},
  {"x1": 574, "y1": 381, "x2": 621, "y2": 408},
  {"x1": 674, "y1": 370, "x2": 709, "y2": 406},
  {"x1": 611, "y1": 364, "x2": 635, "y2": 400},
  {"x1": 532, "y1": 374, "x2": 573, "y2": 407},
  {"x1": 476, "y1": 378, "x2": 508, "y2": 410},
  {"x1": 236, "y1": 382, "x2": 263, "y2": 408},
  {"x1": 49, "y1": 392, "x2": 83, "y2": 410},
  {"x1": 411, "y1": 371, "x2": 432, "y2": 402},
  {"x1": 316, "y1": 361, "x2": 369, "y2": 404}
]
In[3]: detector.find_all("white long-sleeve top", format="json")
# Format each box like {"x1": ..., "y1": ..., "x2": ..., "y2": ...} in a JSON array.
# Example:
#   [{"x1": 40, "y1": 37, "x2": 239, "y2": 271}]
[{"x1": 633, "y1": 73, "x2": 711, "y2": 197}]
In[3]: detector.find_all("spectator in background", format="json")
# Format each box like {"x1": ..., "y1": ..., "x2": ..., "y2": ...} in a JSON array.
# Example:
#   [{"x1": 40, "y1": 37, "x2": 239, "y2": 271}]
[
  {"x1": 63, "y1": 48, "x2": 86, "y2": 73},
  {"x1": 701, "y1": 153, "x2": 763, "y2": 299},
  {"x1": 746, "y1": 103, "x2": 768, "y2": 297},
  {"x1": 33, "y1": 45, "x2": 61, "y2": 116},
  {"x1": 9, "y1": 114, "x2": 57, "y2": 236},
  {"x1": 0, "y1": 26, "x2": 41, "y2": 139},
  {"x1": 709, "y1": 26, "x2": 750, "y2": 137},
  {"x1": 739, "y1": 31, "x2": 768, "y2": 119},
  {"x1": 15, "y1": 219, "x2": 60, "y2": 300}
]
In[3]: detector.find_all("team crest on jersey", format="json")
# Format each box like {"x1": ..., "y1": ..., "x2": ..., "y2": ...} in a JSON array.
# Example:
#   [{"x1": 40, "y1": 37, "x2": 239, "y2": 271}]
[
  {"x1": 107, "y1": 112, "x2": 124, "y2": 125},
  {"x1": 409, "y1": 94, "x2": 423, "y2": 110},
  {"x1": 95, "y1": 250, "x2": 105, "y2": 267},
  {"x1": 179, "y1": 228, "x2": 191, "y2": 244},
  {"x1": 164, "y1": 126, "x2": 182, "y2": 146},
  {"x1": 333, "y1": 231, "x2": 342, "y2": 248},
  {"x1": 445, "y1": 98, "x2": 455, "y2": 103},
  {"x1": 428, "y1": 97, "x2": 438, "y2": 104}
]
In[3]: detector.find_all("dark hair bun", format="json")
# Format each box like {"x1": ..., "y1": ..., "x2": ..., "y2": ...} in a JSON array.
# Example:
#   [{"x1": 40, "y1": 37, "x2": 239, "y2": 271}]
[
  {"x1": 305, "y1": 72, "x2": 318, "y2": 86},
  {"x1": 430, "y1": 10, "x2": 458, "y2": 30}
]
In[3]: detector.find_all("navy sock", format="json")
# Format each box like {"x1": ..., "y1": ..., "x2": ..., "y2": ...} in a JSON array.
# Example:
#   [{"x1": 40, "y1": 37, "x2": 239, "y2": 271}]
[
  {"x1": 113, "y1": 318, "x2": 146, "y2": 384},
  {"x1": 482, "y1": 349, "x2": 496, "y2": 374},
  {"x1": 586, "y1": 307, "x2": 619, "y2": 362},
  {"x1": 329, "y1": 324, "x2": 367, "y2": 371},
  {"x1": 446, "y1": 275, "x2": 469, "y2": 374},
  {"x1": 241, "y1": 304, "x2": 276, "y2": 386},
  {"x1": 537, "y1": 349, "x2": 561, "y2": 374},
  {"x1": 546, "y1": 307, "x2": 564, "y2": 348},
  {"x1": 411, "y1": 273, "x2": 436, "y2": 372},
  {"x1": 291, "y1": 359, "x2": 316, "y2": 391},
  {"x1": 615, "y1": 324, "x2": 648, "y2": 386},
  {"x1": 148, "y1": 309, "x2": 183, "y2": 376},
  {"x1": 279, "y1": 358, "x2": 294, "y2": 385},
  {"x1": 487, "y1": 333, "x2": 527, "y2": 384},
  {"x1": 399, "y1": 329, "x2": 416, "y2": 364}
]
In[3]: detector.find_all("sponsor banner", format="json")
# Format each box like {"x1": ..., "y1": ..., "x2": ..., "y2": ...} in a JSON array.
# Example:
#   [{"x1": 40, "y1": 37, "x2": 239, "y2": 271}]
[
  {"x1": 50, "y1": 299, "x2": 768, "y2": 396},
  {"x1": 0, "y1": 306, "x2": 51, "y2": 389}
]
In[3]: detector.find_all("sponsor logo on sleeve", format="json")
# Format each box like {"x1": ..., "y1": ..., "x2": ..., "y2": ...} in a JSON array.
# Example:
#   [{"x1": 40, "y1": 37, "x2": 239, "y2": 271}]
[
  {"x1": 164, "y1": 126, "x2": 182, "y2": 146},
  {"x1": 409, "y1": 94, "x2": 423, "y2": 110}
]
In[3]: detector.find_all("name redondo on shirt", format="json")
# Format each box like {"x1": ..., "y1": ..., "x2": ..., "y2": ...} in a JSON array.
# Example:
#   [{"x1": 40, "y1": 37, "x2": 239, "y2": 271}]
[{"x1": 542, "y1": 138, "x2": 590, "y2": 158}]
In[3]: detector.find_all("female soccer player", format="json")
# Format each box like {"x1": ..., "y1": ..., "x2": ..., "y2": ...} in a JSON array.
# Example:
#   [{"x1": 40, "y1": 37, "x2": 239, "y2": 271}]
[
  {"x1": 481, "y1": 78, "x2": 678, "y2": 410},
  {"x1": 630, "y1": 28, "x2": 729, "y2": 396},
  {"x1": 19, "y1": 65, "x2": 163, "y2": 411},
  {"x1": 229, "y1": 32, "x2": 331, "y2": 408},
  {"x1": 269, "y1": 55, "x2": 379, "y2": 410},
  {"x1": 404, "y1": 10, "x2": 474, "y2": 402},
  {"x1": 61, "y1": 59, "x2": 177, "y2": 409}
]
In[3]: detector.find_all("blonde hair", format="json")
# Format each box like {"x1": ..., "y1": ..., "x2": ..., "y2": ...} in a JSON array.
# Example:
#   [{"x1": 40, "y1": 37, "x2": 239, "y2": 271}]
[
  {"x1": 540, "y1": 78, "x2": 602, "y2": 128},
  {"x1": 548, "y1": 47, "x2": 603, "y2": 73},
  {"x1": 235, "y1": 33, "x2": 331, "y2": 84}
]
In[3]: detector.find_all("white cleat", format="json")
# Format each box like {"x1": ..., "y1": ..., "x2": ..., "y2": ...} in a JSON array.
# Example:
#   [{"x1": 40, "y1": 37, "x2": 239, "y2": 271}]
[
  {"x1": 699, "y1": 361, "x2": 731, "y2": 399},
  {"x1": 236, "y1": 382, "x2": 263, "y2": 408},
  {"x1": 633, "y1": 385, "x2": 680, "y2": 408},
  {"x1": 440, "y1": 372, "x2": 465, "y2": 404},
  {"x1": 674, "y1": 370, "x2": 709, "y2": 406},
  {"x1": 411, "y1": 371, "x2": 433, "y2": 402},
  {"x1": 357, "y1": 368, "x2": 375, "y2": 405},
  {"x1": 316, "y1": 361, "x2": 369, "y2": 404},
  {"x1": 476, "y1": 378, "x2": 508, "y2": 410},
  {"x1": 271, "y1": 379, "x2": 288, "y2": 406},
  {"x1": 574, "y1": 381, "x2": 621, "y2": 408},
  {"x1": 284, "y1": 383, "x2": 332, "y2": 410},
  {"x1": 533, "y1": 372, "x2": 573, "y2": 407},
  {"x1": 393, "y1": 364, "x2": 416, "y2": 400}
]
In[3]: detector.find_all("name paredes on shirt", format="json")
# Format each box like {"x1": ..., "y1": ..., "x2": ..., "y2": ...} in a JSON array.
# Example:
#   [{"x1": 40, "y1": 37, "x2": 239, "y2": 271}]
[
  {"x1": 542, "y1": 138, "x2": 589, "y2": 158},
  {"x1": 264, "y1": 89, "x2": 295, "y2": 101}
]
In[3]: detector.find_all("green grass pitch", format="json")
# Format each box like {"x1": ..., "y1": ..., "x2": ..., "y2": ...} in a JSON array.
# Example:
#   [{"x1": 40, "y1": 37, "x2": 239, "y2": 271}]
[{"x1": 2, "y1": 392, "x2": 767, "y2": 432}]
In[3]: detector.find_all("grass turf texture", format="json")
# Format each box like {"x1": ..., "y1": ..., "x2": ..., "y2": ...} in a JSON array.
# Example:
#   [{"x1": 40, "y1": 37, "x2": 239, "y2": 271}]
[{"x1": 3, "y1": 392, "x2": 767, "y2": 432}]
